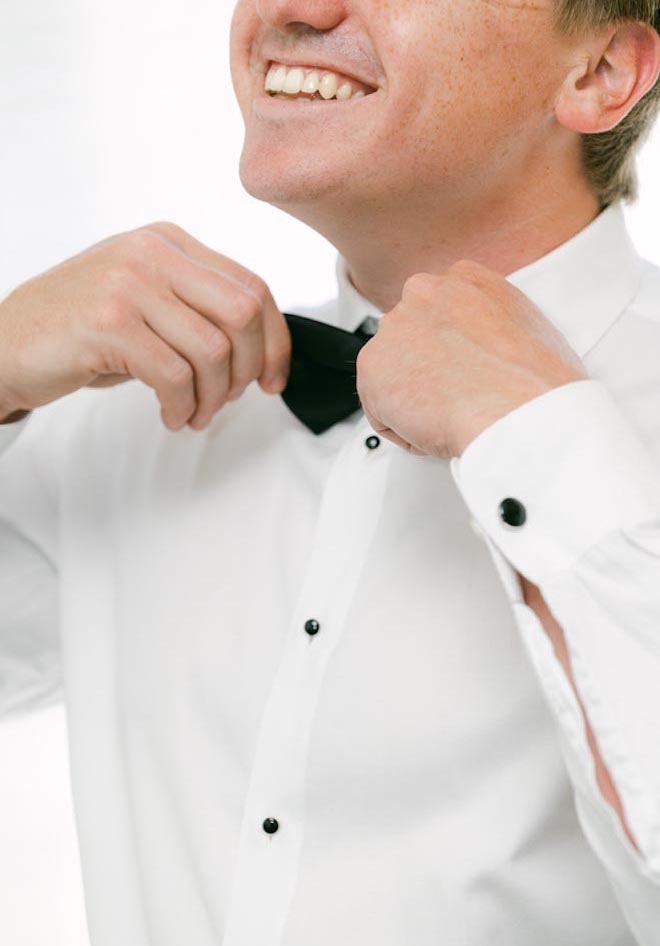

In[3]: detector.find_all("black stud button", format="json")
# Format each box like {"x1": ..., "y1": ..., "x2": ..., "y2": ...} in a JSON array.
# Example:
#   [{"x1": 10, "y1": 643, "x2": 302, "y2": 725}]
[
  {"x1": 365, "y1": 435, "x2": 381, "y2": 450},
  {"x1": 304, "y1": 619, "x2": 321, "y2": 637},
  {"x1": 263, "y1": 818, "x2": 279, "y2": 835},
  {"x1": 499, "y1": 498, "x2": 527, "y2": 528}
]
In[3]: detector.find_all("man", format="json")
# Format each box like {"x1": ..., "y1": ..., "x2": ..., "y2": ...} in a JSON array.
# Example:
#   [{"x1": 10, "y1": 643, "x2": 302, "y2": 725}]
[{"x1": 1, "y1": 0, "x2": 660, "y2": 943}]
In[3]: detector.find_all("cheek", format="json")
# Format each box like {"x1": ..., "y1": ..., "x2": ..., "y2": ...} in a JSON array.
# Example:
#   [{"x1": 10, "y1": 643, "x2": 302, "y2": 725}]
[
  {"x1": 397, "y1": 73, "x2": 539, "y2": 186},
  {"x1": 229, "y1": 2, "x2": 259, "y2": 113},
  {"x1": 379, "y1": 5, "x2": 559, "y2": 171}
]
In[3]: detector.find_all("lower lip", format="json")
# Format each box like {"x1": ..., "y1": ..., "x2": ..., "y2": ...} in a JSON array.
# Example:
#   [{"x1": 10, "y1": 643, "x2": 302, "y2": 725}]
[{"x1": 252, "y1": 88, "x2": 377, "y2": 118}]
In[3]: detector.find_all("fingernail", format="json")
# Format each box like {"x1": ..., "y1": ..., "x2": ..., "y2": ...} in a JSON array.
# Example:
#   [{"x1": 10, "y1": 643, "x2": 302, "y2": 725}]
[{"x1": 165, "y1": 418, "x2": 186, "y2": 432}]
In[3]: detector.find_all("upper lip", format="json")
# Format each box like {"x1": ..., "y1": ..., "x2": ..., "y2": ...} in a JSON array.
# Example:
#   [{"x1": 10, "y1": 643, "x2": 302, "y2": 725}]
[{"x1": 260, "y1": 52, "x2": 380, "y2": 92}]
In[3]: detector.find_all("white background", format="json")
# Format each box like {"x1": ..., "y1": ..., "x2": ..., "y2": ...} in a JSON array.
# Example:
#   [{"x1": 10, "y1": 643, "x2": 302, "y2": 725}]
[{"x1": 0, "y1": 2, "x2": 658, "y2": 943}]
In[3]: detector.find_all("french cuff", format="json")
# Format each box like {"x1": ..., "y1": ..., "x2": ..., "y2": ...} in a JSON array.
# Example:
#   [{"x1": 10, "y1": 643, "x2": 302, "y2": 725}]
[
  {"x1": 0, "y1": 412, "x2": 31, "y2": 455},
  {"x1": 450, "y1": 379, "x2": 660, "y2": 585}
]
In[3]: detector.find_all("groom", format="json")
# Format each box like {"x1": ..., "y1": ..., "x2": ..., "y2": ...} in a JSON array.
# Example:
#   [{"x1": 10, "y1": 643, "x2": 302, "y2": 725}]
[{"x1": 1, "y1": 1, "x2": 660, "y2": 944}]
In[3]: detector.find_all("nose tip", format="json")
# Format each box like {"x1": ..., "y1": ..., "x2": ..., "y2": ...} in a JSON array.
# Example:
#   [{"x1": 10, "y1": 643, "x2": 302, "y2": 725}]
[{"x1": 256, "y1": 0, "x2": 346, "y2": 32}]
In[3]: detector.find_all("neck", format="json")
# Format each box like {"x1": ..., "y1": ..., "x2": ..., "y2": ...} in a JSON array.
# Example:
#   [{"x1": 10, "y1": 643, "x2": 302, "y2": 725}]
[{"x1": 283, "y1": 157, "x2": 602, "y2": 314}]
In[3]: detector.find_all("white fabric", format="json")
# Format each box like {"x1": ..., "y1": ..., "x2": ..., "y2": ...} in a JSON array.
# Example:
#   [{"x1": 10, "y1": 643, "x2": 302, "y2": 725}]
[{"x1": 1, "y1": 202, "x2": 660, "y2": 945}]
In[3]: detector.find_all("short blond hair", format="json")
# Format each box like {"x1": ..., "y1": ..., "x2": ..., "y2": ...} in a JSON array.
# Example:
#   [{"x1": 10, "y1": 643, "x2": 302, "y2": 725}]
[{"x1": 555, "y1": 1, "x2": 660, "y2": 205}]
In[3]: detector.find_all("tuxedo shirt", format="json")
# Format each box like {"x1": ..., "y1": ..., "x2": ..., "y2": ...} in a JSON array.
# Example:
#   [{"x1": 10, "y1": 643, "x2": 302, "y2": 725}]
[{"x1": 1, "y1": 202, "x2": 660, "y2": 945}]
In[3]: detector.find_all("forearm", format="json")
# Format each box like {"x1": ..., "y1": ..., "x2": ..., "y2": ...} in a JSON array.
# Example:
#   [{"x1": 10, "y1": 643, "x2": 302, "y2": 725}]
[
  {"x1": 520, "y1": 574, "x2": 639, "y2": 852},
  {"x1": 451, "y1": 380, "x2": 660, "y2": 856}
]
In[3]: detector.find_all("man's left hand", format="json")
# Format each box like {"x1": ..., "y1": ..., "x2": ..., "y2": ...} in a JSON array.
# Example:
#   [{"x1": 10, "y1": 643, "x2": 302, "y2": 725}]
[{"x1": 356, "y1": 260, "x2": 589, "y2": 459}]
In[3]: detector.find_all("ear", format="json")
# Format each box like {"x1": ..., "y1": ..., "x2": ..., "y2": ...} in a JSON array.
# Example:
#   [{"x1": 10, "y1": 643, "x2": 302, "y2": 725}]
[{"x1": 555, "y1": 20, "x2": 660, "y2": 134}]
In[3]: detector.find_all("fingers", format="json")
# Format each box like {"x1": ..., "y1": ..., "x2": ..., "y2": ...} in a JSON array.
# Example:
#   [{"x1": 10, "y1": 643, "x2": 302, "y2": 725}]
[
  {"x1": 164, "y1": 251, "x2": 289, "y2": 395},
  {"x1": 141, "y1": 295, "x2": 231, "y2": 430},
  {"x1": 259, "y1": 298, "x2": 292, "y2": 394},
  {"x1": 116, "y1": 322, "x2": 197, "y2": 431},
  {"x1": 142, "y1": 223, "x2": 291, "y2": 392},
  {"x1": 142, "y1": 221, "x2": 263, "y2": 290},
  {"x1": 106, "y1": 222, "x2": 291, "y2": 429}
]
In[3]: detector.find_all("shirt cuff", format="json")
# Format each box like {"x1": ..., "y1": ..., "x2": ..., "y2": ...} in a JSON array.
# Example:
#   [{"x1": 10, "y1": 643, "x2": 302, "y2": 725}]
[
  {"x1": 450, "y1": 379, "x2": 660, "y2": 585},
  {"x1": 0, "y1": 413, "x2": 31, "y2": 455}
]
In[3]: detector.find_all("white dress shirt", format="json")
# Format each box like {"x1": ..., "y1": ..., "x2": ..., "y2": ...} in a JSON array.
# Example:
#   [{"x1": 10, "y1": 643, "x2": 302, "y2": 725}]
[{"x1": 1, "y1": 202, "x2": 660, "y2": 946}]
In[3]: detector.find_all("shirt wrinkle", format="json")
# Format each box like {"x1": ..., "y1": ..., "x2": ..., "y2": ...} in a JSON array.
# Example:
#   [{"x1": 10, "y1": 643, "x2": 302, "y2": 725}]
[{"x1": 1, "y1": 200, "x2": 659, "y2": 946}]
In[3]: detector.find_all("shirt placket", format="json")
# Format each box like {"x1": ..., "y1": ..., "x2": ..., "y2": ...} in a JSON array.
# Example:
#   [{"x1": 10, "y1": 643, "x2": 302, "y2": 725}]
[{"x1": 221, "y1": 419, "x2": 392, "y2": 946}]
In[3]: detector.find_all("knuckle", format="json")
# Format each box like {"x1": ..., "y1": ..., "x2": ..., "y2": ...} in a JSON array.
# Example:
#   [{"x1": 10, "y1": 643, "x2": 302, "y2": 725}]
[
  {"x1": 204, "y1": 330, "x2": 231, "y2": 364},
  {"x1": 108, "y1": 233, "x2": 165, "y2": 281},
  {"x1": 164, "y1": 357, "x2": 194, "y2": 388},
  {"x1": 121, "y1": 228, "x2": 166, "y2": 258},
  {"x1": 230, "y1": 290, "x2": 261, "y2": 331},
  {"x1": 101, "y1": 264, "x2": 140, "y2": 301},
  {"x1": 143, "y1": 220, "x2": 187, "y2": 241},
  {"x1": 242, "y1": 274, "x2": 270, "y2": 305},
  {"x1": 104, "y1": 231, "x2": 171, "y2": 289},
  {"x1": 94, "y1": 294, "x2": 134, "y2": 336},
  {"x1": 449, "y1": 259, "x2": 484, "y2": 280},
  {"x1": 403, "y1": 272, "x2": 437, "y2": 299}
]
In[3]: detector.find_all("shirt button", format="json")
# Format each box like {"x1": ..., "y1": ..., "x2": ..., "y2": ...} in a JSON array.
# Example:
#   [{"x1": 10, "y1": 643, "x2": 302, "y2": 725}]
[
  {"x1": 365, "y1": 435, "x2": 381, "y2": 450},
  {"x1": 304, "y1": 619, "x2": 321, "y2": 636},
  {"x1": 499, "y1": 497, "x2": 527, "y2": 527},
  {"x1": 262, "y1": 818, "x2": 280, "y2": 835}
]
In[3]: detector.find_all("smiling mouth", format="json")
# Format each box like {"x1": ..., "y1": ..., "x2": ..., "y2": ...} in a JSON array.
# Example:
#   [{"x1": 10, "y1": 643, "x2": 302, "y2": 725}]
[{"x1": 264, "y1": 62, "x2": 377, "y2": 102}]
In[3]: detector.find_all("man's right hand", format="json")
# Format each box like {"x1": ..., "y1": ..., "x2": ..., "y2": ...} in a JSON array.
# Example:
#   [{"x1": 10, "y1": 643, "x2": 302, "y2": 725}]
[{"x1": 0, "y1": 223, "x2": 292, "y2": 430}]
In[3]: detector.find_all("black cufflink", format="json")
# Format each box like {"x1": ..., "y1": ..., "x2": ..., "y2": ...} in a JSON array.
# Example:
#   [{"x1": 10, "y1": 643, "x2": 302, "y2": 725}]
[{"x1": 499, "y1": 498, "x2": 527, "y2": 528}]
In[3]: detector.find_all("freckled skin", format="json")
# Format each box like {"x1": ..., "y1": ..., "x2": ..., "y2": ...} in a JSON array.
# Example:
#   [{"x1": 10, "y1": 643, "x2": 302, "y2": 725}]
[
  {"x1": 230, "y1": 0, "x2": 599, "y2": 310},
  {"x1": 233, "y1": 0, "x2": 560, "y2": 199}
]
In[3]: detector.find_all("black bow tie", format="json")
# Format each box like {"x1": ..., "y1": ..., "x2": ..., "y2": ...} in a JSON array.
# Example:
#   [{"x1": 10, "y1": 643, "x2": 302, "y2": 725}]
[{"x1": 280, "y1": 313, "x2": 378, "y2": 434}]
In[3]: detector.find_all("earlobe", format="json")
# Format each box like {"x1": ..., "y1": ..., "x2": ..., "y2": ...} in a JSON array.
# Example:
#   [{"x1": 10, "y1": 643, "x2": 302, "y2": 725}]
[{"x1": 555, "y1": 21, "x2": 660, "y2": 135}]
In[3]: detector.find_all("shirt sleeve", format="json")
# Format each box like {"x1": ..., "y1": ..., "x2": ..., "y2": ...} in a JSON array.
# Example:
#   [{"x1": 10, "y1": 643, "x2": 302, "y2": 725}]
[
  {"x1": 450, "y1": 379, "x2": 660, "y2": 945},
  {"x1": 0, "y1": 414, "x2": 30, "y2": 449},
  {"x1": 0, "y1": 413, "x2": 62, "y2": 718}
]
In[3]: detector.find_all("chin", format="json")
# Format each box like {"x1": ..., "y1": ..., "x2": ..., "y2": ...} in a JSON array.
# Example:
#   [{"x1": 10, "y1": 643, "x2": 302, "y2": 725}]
[{"x1": 239, "y1": 136, "x2": 349, "y2": 209}]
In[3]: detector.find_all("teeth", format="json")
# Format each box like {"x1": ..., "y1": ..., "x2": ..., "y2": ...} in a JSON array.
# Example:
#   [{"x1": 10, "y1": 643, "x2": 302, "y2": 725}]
[
  {"x1": 266, "y1": 64, "x2": 287, "y2": 93},
  {"x1": 283, "y1": 67, "x2": 304, "y2": 94},
  {"x1": 264, "y1": 63, "x2": 374, "y2": 101},
  {"x1": 319, "y1": 72, "x2": 339, "y2": 100},
  {"x1": 302, "y1": 71, "x2": 320, "y2": 94},
  {"x1": 265, "y1": 66, "x2": 276, "y2": 91}
]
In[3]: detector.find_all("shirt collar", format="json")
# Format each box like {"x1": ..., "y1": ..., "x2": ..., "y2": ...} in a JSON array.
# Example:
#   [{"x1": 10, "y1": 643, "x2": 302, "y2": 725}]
[{"x1": 335, "y1": 201, "x2": 644, "y2": 359}]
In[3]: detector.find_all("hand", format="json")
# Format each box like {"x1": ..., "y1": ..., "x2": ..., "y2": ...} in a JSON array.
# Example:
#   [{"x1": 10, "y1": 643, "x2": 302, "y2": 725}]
[
  {"x1": 0, "y1": 223, "x2": 291, "y2": 430},
  {"x1": 356, "y1": 260, "x2": 588, "y2": 459}
]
